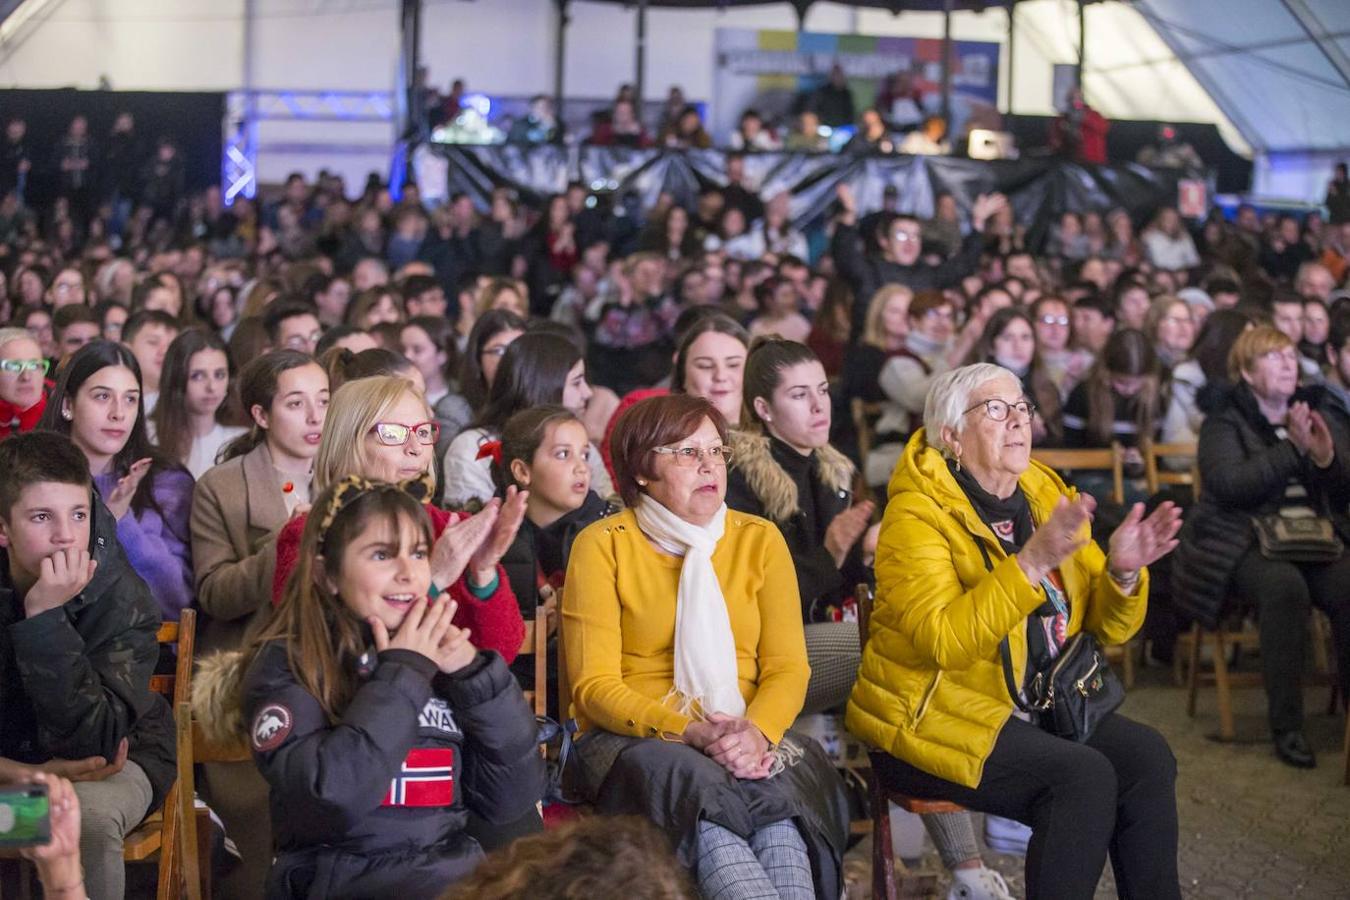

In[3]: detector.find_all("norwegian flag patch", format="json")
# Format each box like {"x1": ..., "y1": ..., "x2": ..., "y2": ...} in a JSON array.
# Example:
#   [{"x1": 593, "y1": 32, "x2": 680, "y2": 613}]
[{"x1": 381, "y1": 747, "x2": 456, "y2": 807}]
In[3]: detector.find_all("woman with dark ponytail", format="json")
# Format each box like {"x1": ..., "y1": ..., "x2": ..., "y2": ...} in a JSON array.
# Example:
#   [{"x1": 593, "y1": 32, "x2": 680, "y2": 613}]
[
  {"x1": 725, "y1": 338, "x2": 872, "y2": 712},
  {"x1": 193, "y1": 349, "x2": 330, "y2": 654}
]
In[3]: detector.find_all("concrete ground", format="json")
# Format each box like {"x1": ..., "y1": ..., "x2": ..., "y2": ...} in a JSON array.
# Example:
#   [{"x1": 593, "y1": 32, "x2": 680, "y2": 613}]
[{"x1": 843, "y1": 666, "x2": 1350, "y2": 899}]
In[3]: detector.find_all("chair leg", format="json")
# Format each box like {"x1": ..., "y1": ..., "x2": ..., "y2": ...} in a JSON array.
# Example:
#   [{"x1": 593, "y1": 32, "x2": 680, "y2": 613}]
[
  {"x1": 1343, "y1": 708, "x2": 1349, "y2": 787},
  {"x1": 1186, "y1": 623, "x2": 1203, "y2": 717},
  {"x1": 1211, "y1": 628, "x2": 1237, "y2": 741},
  {"x1": 869, "y1": 769, "x2": 897, "y2": 900}
]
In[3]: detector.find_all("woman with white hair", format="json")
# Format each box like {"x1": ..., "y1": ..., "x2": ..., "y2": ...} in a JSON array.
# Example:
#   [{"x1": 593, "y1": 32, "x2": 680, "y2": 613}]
[{"x1": 847, "y1": 363, "x2": 1184, "y2": 900}]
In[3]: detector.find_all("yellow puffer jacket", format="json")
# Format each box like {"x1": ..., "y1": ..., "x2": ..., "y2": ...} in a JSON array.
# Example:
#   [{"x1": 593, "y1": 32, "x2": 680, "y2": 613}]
[{"x1": 845, "y1": 430, "x2": 1148, "y2": 789}]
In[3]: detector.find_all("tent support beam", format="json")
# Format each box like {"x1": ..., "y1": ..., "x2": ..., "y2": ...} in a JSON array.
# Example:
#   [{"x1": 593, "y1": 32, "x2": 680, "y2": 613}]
[
  {"x1": 1076, "y1": 0, "x2": 1085, "y2": 89},
  {"x1": 635, "y1": 0, "x2": 648, "y2": 107},
  {"x1": 554, "y1": 0, "x2": 569, "y2": 118},
  {"x1": 1279, "y1": 0, "x2": 1350, "y2": 91},
  {"x1": 941, "y1": 0, "x2": 953, "y2": 122},
  {"x1": 1006, "y1": 0, "x2": 1015, "y2": 115}
]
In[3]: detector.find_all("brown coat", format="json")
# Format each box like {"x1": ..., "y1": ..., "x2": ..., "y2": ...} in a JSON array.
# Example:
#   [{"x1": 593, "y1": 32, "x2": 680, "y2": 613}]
[{"x1": 190, "y1": 442, "x2": 288, "y2": 656}]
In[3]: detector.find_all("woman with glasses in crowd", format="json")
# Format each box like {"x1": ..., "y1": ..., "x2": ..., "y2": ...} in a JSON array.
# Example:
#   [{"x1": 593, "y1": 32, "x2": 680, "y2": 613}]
[
  {"x1": 565, "y1": 393, "x2": 850, "y2": 900},
  {"x1": 851, "y1": 363, "x2": 1182, "y2": 900},
  {"x1": 0, "y1": 327, "x2": 50, "y2": 437},
  {"x1": 1174, "y1": 326, "x2": 1350, "y2": 769}
]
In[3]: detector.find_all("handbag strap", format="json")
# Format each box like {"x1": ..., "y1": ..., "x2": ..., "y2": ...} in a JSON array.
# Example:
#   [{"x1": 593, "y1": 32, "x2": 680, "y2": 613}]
[{"x1": 965, "y1": 526, "x2": 1038, "y2": 714}]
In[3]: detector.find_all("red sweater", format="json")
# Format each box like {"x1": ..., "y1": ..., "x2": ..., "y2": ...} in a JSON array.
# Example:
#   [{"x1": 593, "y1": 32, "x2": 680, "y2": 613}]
[{"x1": 272, "y1": 504, "x2": 525, "y2": 664}]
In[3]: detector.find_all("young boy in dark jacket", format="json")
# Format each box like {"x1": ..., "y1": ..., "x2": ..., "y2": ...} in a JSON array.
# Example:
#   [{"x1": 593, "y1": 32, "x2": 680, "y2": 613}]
[{"x1": 0, "y1": 431, "x2": 175, "y2": 900}]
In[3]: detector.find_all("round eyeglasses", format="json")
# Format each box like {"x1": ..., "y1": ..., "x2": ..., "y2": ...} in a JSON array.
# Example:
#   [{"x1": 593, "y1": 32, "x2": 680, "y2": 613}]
[
  {"x1": 963, "y1": 399, "x2": 1036, "y2": 422},
  {"x1": 651, "y1": 445, "x2": 734, "y2": 467}
]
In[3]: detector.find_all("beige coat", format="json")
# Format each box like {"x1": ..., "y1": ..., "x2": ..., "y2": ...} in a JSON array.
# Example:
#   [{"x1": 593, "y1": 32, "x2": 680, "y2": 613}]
[{"x1": 190, "y1": 442, "x2": 288, "y2": 656}]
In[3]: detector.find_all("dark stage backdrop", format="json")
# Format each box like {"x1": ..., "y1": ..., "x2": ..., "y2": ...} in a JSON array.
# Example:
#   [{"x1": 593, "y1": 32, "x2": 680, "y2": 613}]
[
  {"x1": 1, "y1": 89, "x2": 224, "y2": 208},
  {"x1": 426, "y1": 143, "x2": 1198, "y2": 254}
]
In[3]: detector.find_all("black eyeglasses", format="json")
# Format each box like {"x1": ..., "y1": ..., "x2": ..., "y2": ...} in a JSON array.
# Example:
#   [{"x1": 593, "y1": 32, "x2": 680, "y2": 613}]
[{"x1": 963, "y1": 398, "x2": 1036, "y2": 422}]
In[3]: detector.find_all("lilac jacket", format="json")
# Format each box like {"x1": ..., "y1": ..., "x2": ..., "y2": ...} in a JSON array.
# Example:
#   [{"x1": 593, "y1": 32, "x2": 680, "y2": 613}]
[{"x1": 94, "y1": 468, "x2": 195, "y2": 622}]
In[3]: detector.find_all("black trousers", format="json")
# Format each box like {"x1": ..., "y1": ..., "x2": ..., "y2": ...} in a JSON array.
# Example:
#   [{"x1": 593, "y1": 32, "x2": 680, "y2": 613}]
[
  {"x1": 1232, "y1": 549, "x2": 1350, "y2": 734},
  {"x1": 873, "y1": 714, "x2": 1180, "y2": 900}
]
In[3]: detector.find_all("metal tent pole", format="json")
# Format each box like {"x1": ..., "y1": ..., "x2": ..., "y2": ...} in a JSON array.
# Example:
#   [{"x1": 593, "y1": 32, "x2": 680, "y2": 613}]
[
  {"x1": 1076, "y1": 0, "x2": 1086, "y2": 92},
  {"x1": 635, "y1": 0, "x2": 648, "y2": 108},
  {"x1": 941, "y1": 0, "x2": 953, "y2": 122},
  {"x1": 1006, "y1": 0, "x2": 1015, "y2": 115},
  {"x1": 554, "y1": 0, "x2": 569, "y2": 118}
]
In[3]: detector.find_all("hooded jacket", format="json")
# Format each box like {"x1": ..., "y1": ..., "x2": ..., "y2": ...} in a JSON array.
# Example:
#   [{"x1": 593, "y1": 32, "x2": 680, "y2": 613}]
[
  {"x1": 0, "y1": 494, "x2": 175, "y2": 810},
  {"x1": 195, "y1": 639, "x2": 545, "y2": 899},
  {"x1": 726, "y1": 431, "x2": 865, "y2": 621},
  {"x1": 845, "y1": 430, "x2": 1148, "y2": 789},
  {"x1": 1173, "y1": 382, "x2": 1350, "y2": 628}
]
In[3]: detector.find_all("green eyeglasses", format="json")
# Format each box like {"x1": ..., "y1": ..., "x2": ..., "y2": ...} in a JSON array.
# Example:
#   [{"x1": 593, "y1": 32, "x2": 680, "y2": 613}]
[{"x1": 0, "y1": 359, "x2": 49, "y2": 375}]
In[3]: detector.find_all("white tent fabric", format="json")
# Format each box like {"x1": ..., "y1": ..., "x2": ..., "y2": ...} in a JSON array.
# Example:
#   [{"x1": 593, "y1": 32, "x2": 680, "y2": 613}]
[{"x1": 1133, "y1": 0, "x2": 1350, "y2": 155}]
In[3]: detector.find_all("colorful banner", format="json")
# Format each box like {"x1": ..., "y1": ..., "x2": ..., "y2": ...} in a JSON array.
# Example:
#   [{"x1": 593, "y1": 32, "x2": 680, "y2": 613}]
[{"x1": 712, "y1": 28, "x2": 1001, "y2": 145}]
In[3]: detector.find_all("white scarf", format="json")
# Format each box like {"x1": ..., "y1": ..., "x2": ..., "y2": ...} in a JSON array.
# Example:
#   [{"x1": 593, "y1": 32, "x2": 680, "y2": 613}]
[{"x1": 633, "y1": 497, "x2": 746, "y2": 718}]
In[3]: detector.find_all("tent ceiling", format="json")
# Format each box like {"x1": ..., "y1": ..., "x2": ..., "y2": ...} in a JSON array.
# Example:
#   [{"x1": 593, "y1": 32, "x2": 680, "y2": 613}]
[{"x1": 1130, "y1": 0, "x2": 1350, "y2": 153}]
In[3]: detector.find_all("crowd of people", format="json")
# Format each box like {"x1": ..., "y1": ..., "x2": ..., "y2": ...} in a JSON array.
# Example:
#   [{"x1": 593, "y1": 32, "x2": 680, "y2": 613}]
[
  {"x1": 422, "y1": 72, "x2": 1201, "y2": 170},
  {"x1": 3, "y1": 94, "x2": 1350, "y2": 900}
]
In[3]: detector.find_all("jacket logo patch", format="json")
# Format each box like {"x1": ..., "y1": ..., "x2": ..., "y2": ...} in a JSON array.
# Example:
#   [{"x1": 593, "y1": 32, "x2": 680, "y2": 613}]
[
  {"x1": 382, "y1": 747, "x2": 455, "y2": 807},
  {"x1": 418, "y1": 697, "x2": 460, "y2": 735},
  {"x1": 251, "y1": 704, "x2": 293, "y2": 752}
]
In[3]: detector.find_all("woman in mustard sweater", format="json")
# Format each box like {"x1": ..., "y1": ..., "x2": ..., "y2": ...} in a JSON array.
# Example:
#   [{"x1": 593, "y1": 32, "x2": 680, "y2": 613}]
[{"x1": 563, "y1": 394, "x2": 849, "y2": 900}]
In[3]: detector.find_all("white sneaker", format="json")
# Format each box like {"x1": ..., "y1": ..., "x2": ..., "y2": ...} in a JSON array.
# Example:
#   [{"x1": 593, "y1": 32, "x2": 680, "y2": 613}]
[{"x1": 947, "y1": 864, "x2": 1015, "y2": 900}]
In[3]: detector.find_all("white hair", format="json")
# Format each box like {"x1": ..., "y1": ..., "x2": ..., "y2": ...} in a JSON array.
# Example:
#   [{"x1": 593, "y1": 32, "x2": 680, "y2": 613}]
[
  {"x1": 923, "y1": 363, "x2": 1020, "y2": 456},
  {"x1": 0, "y1": 327, "x2": 35, "y2": 353}
]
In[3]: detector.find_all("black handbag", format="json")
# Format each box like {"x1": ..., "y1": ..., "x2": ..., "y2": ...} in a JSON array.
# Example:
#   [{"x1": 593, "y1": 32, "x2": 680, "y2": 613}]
[
  {"x1": 968, "y1": 527, "x2": 1125, "y2": 743},
  {"x1": 1252, "y1": 511, "x2": 1344, "y2": 563},
  {"x1": 998, "y1": 631, "x2": 1125, "y2": 743}
]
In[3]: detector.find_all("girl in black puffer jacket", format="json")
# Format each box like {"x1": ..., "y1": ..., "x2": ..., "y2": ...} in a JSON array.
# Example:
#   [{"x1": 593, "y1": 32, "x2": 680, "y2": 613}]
[{"x1": 195, "y1": 478, "x2": 544, "y2": 899}]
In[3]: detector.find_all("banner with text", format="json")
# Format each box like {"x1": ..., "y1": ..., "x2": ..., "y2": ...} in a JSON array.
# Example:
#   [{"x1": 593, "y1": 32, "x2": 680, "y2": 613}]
[{"x1": 712, "y1": 28, "x2": 1001, "y2": 143}]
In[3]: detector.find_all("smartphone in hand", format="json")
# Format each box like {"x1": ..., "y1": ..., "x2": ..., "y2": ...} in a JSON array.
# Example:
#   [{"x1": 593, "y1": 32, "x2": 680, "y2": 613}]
[{"x1": 0, "y1": 783, "x2": 51, "y2": 848}]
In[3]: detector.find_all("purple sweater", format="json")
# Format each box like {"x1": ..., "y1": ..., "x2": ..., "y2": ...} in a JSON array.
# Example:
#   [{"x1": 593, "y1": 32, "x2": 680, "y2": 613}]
[{"x1": 94, "y1": 468, "x2": 195, "y2": 622}]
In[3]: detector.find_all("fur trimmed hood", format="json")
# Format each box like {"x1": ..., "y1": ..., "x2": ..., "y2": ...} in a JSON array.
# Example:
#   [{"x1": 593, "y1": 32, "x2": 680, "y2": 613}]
[
  {"x1": 730, "y1": 430, "x2": 855, "y2": 524},
  {"x1": 191, "y1": 650, "x2": 249, "y2": 749}
]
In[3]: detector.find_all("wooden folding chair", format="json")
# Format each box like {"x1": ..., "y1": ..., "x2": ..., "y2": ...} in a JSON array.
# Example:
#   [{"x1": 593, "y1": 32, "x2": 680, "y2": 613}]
[
  {"x1": 168, "y1": 696, "x2": 255, "y2": 900},
  {"x1": 120, "y1": 609, "x2": 197, "y2": 900},
  {"x1": 519, "y1": 599, "x2": 552, "y2": 718},
  {"x1": 1028, "y1": 445, "x2": 1139, "y2": 687},
  {"x1": 857, "y1": 584, "x2": 955, "y2": 900},
  {"x1": 1141, "y1": 439, "x2": 1198, "y2": 497},
  {"x1": 851, "y1": 398, "x2": 885, "y2": 466}
]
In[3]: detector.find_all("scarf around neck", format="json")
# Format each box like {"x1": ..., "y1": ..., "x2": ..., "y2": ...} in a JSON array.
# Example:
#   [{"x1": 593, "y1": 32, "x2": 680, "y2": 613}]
[{"x1": 632, "y1": 496, "x2": 745, "y2": 719}]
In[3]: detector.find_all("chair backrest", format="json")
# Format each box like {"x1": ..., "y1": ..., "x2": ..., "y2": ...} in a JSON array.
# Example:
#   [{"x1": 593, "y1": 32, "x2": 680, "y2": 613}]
[
  {"x1": 1142, "y1": 438, "x2": 1198, "y2": 497},
  {"x1": 851, "y1": 398, "x2": 885, "y2": 464},
  {"x1": 1030, "y1": 444, "x2": 1126, "y2": 505},
  {"x1": 517, "y1": 601, "x2": 551, "y2": 717},
  {"x1": 856, "y1": 582, "x2": 874, "y2": 655},
  {"x1": 149, "y1": 609, "x2": 196, "y2": 709}
]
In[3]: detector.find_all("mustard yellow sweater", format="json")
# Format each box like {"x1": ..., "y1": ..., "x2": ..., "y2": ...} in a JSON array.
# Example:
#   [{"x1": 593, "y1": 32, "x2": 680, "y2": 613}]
[{"x1": 562, "y1": 507, "x2": 810, "y2": 744}]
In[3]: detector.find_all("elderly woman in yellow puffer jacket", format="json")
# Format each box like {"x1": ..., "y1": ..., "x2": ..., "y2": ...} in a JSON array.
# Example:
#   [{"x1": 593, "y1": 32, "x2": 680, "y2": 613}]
[{"x1": 847, "y1": 363, "x2": 1184, "y2": 900}]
